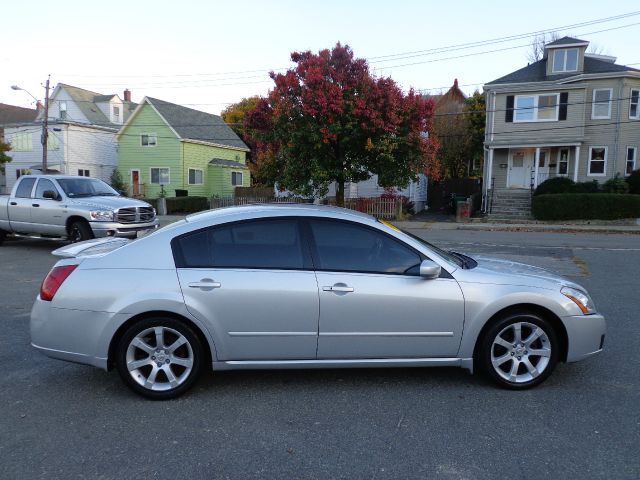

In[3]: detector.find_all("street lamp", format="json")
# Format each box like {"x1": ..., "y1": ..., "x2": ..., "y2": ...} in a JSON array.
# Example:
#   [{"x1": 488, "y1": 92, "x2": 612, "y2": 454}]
[{"x1": 11, "y1": 77, "x2": 50, "y2": 172}]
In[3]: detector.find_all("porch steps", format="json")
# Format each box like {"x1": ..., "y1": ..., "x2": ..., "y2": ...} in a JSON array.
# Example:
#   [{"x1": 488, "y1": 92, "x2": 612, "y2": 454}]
[{"x1": 488, "y1": 189, "x2": 533, "y2": 220}]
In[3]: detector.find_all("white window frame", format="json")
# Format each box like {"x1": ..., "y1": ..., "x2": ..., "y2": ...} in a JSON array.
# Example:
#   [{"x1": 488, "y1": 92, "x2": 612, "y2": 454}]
[
  {"x1": 591, "y1": 88, "x2": 613, "y2": 120},
  {"x1": 514, "y1": 93, "x2": 560, "y2": 123},
  {"x1": 59, "y1": 101, "x2": 67, "y2": 120},
  {"x1": 150, "y1": 167, "x2": 170, "y2": 185},
  {"x1": 552, "y1": 48, "x2": 579, "y2": 73},
  {"x1": 141, "y1": 133, "x2": 158, "y2": 147},
  {"x1": 113, "y1": 106, "x2": 120, "y2": 122},
  {"x1": 188, "y1": 168, "x2": 204, "y2": 185},
  {"x1": 626, "y1": 146, "x2": 637, "y2": 176},
  {"x1": 588, "y1": 146, "x2": 608, "y2": 177},
  {"x1": 231, "y1": 171, "x2": 243, "y2": 186},
  {"x1": 630, "y1": 89, "x2": 640, "y2": 120},
  {"x1": 557, "y1": 148, "x2": 570, "y2": 176}
]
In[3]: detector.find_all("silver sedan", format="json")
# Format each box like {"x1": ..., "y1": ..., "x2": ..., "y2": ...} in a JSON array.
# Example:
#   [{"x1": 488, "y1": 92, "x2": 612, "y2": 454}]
[{"x1": 31, "y1": 205, "x2": 606, "y2": 399}]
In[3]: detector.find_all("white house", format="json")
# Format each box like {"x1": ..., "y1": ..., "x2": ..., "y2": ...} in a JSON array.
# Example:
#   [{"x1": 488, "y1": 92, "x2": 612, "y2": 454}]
[{"x1": 4, "y1": 84, "x2": 136, "y2": 192}]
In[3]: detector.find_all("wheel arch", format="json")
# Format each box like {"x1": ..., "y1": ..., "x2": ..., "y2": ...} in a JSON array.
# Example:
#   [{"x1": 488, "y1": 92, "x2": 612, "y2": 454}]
[
  {"x1": 472, "y1": 303, "x2": 569, "y2": 363},
  {"x1": 107, "y1": 310, "x2": 214, "y2": 370},
  {"x1": 65, "y1": 215, "x2": 90, "y2": 233}
]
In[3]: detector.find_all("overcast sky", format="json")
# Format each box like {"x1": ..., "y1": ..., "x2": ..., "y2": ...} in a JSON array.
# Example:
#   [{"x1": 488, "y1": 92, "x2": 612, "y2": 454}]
[{"x1": 1, "y1": 0, "x2": 639, "y2": 115}]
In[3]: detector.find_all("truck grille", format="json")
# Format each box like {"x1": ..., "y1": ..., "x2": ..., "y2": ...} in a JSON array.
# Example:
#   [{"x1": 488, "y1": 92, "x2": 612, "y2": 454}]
[{"x1": 116, "y1": 207, "x2": 156, "y2": 224}]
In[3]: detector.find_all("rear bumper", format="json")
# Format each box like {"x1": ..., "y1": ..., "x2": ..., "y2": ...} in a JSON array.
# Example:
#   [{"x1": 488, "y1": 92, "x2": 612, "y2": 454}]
[
  {"x1": 90, "y1": 219, "x2": 159, "y2": 238},
  {"x1": 562, "y1": 313, "x2": 606, "y2": 363}
]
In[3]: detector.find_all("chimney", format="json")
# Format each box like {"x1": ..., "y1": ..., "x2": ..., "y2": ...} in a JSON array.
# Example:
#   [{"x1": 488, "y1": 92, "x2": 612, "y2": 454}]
[
  {"x1": 124, "y1": 89, "x2": 131, "y2": 102},
  {"x1": 453, "y1": 78, "x2": 459, "y2": 88},
  {"x1": 36, "y1": 100, "x2": 44, "y2": 113}
]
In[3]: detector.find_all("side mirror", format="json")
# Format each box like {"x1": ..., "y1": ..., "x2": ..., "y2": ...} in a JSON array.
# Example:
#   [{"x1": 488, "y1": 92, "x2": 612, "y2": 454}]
[
  {"x1": 43, "y1": 190, "x2": 59, "y2": 200},
  {"x1": 419, "y1": 259, "x2": 441, "y2": 279}
]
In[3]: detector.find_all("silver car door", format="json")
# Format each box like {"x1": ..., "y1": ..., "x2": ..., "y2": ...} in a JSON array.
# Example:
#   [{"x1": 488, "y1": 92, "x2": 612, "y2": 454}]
[
  {"x1": 30, "y1": 178, "x2": 66, "y2": 235},
  {"x1": 8, "y1": 177, "x2": 36, "y2": 232},
  {"x1": 307, "y1": 219, "x2": 464, "y2": 359},
  {"x1": 175, "y1": 218, "x2": 320, "y2": 361}
]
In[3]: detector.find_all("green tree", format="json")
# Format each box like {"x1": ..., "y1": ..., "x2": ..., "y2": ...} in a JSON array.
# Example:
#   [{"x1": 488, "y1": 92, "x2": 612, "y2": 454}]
[
  {"x1": 464, "y1": 90, "x2": 486, "y2": 176},
  {"x1": 245, "y1": 43, "x2": 439, "y2": 205}
]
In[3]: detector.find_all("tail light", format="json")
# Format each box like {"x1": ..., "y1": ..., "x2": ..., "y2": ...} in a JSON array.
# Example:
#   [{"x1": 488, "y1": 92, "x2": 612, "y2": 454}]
[{"x1": 40, "y1": 265, "x2": 78, "y2": 301}]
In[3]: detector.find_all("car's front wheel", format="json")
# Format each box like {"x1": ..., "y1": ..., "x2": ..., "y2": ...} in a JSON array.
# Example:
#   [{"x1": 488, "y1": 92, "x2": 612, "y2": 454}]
[
  {"x1": 116, "y1": 317, "x2": 204, "y2": 399},
  {"x1": 68, "y1": 220, "x2": 94, "y2": 243},
  {"x1": 479, "y1": 312, "x2": 559, "y2": 389}
]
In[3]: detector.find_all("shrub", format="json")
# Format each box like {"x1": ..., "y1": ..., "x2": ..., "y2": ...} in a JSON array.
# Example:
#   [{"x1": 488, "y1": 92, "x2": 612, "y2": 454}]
[
  {"x1": 532, "y1": 194, "x2": 640, "y2": 220},
  {"x1": 602, "y1": 174, "x2": 629, "y2": 194},
  {"x1": 534, "y1": 177, "x2": 575, "y2": 196},
  {"x1": 141, "y1": 198, "x2": 158, "y2": 210},
  {"x1": 626, "y1": 169, "x2": 640, "y2": 194},
  {"x1": 572, "y1": 180, "x2": 600, "y2": 193},
  {"x1": 110, "y1": 169, "x2": 127, "y2": 194},
  {"x1": 165, "y1": 196, "x2": 209, "y2": 214}
]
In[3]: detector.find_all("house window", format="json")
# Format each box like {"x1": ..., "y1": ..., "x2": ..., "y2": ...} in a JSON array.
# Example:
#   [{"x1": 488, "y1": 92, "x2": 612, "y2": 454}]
[
  {"x1": 113, "y1": 106, "x2": 120, "y2": 122},
  {"x1": 514, "y1": 94, "x2": 559, "y2": 122},
  {"x1": 557, "y1": 148, "x2": 569, "y2": 175},
  {"x1": 630, "y1": 89, "x2": 639, "y2": 119},
  {"x1": 552, "y1": 49, "x2": 578, "y2": 73},
  {"x1": 78, "y1": 169, "x2": 90, "y2": 177},
  {"x1": 188, "y1": 168, "x2": 203, "y2": 185},
  {"x1": 10, "y1": 131, "x2": 33, "y2": 151},
  {"x1": 150, "y1": 167, "x2": 170, "y2": 184},
  {"x1": 627, "y1": 147, "x2": 637, "y2": 176},
  {"x1": 59, "y1": 101, "x2": 67, "y2": 120},
  {"x1": 141, "y1": 134, "x2": 157, "y2": 147},
  {"x1": 592, "y1": 89, "x2": 612, "y2": 119},
  {"x1": 588, "y1": 147, "x2": 607, "y2": 176},
  {"x1": 47, "y1": 132, "x2": 59, "y2": 150},
  {"x1": 231, "y1": 171, "x2": 243, "y2": 186}
]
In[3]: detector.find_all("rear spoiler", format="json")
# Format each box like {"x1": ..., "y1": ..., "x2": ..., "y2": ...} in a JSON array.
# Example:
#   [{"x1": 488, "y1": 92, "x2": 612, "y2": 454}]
[{"x1": 52, "y1": 237, "x2": 130, "y2": 258}]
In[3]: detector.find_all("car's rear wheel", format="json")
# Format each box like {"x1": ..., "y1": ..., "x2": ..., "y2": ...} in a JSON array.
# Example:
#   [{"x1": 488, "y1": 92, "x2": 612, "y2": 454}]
[
  {"x1": 0, "y1": 230, "x2": 6, "y2": 245},
  {"x1": 116, "y1": 317, "x2": 204, "y2": 400},
  {"x1": 479, "y1": 312, "x2": 559, "y2": 389},
  {"x1": 68, "y1": 220, "x2": 94, "y2": 243}
]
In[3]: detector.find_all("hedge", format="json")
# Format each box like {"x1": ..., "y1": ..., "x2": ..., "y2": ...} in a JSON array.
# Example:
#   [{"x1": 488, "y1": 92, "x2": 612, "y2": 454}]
[
  {"x1": 165, "y1": 196, "x2": 209, "y2": 214},
  {"x1": 532, "y1": 194, "x2": 640, "y2": 220}
]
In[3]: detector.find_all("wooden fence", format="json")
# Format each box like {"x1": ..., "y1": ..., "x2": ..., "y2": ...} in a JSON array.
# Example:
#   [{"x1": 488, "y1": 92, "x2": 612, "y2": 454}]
[{"x1": 210, "y1": 196, "x2": 402, "y2": 219}]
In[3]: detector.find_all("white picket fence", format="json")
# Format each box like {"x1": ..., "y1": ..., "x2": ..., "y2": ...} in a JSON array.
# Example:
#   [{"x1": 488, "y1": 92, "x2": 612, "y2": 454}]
[{"x1": 210, "y1": 196, "x2": 402, "y2": 219}]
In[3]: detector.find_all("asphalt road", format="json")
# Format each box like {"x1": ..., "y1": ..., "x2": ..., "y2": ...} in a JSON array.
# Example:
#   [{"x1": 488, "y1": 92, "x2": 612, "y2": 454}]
[{"x1": 1, "y1": 230, "x2": 639, "y2": 479}]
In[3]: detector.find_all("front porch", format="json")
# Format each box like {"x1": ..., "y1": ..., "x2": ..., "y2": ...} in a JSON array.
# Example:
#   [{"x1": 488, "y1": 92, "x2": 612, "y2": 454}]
[{"x1": 483, "y1": 144, "x2": 582, "y2": 218}]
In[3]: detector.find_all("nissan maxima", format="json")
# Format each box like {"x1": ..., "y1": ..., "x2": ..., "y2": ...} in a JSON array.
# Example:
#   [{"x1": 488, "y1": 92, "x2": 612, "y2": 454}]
[{"x1": 31, "y1": 205, "x2": 606, "y2": 399}]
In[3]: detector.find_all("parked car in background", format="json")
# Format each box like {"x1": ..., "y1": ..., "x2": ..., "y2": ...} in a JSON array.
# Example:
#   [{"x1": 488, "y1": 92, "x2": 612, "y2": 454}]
[
  {"x1": 30, "y1": 204, "x2": 605, "y2": 399},
  {"x1": 0, "y1": 175, "x2": 158, "y2": 244}
]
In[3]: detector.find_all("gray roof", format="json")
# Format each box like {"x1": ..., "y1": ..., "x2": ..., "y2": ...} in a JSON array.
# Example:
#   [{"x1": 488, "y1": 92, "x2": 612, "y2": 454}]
[
  {"x1": 486, "y1": 56, "x2": 639, "y2": 86},
  {"x1": 209, "y1": 158, "x2": 249, "y2": 168},
  {"x1": 545, "y1": 36, "x2": 589, "y2": 47},
  {"x1": 0, "y1": 103, "x2": 38, "y2": 126},
  {"x1": 147, "y1": 97, "x2": 248, "y2": 150},
  {"x1": 58, "y1": 84, "x2": 137, "y2": 127}
]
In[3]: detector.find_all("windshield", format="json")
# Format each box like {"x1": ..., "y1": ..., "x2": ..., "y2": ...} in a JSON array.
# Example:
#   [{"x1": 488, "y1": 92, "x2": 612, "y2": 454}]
[
  {"x1": 395, "y1": 227, "x2": 465, "y2": 268},
  {"x1": 56, "y1": 178, "x2": 119, "y2": 198}
]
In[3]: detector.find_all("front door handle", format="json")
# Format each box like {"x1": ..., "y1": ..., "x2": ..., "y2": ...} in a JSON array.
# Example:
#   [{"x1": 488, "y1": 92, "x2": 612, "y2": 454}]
[
  {"x1": 10, "y1": 202, "x2": 17, "y2": 206},
  {"x1": 188, "y1": 279, "x2": 221, "y2": 291},
  {"x1": 322, "y1": 285, "x2": 354, "y2": 293},
  {"x1": 32, "y1": 203, "x2": 40, "y2": 207}
]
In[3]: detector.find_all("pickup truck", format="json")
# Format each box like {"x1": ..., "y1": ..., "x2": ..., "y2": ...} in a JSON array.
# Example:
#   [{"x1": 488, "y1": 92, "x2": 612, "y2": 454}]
[{"x1": 0, "y1": 175, "x2": 159, "y2": 244}]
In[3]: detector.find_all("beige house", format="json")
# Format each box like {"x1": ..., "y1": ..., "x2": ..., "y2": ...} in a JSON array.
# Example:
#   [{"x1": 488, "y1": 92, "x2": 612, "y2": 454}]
[{"x1": 482, "y1": 36, "x2": 640, "y2": 218}]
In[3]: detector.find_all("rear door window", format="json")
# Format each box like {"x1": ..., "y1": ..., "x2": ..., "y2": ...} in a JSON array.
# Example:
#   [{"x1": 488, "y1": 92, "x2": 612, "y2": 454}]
[
  {"x1": 173, "y1": 218, "x2": 310, "y2": 270},
  {"x1": 15, "y1": 178, "x2": 36, "y2": 198}
]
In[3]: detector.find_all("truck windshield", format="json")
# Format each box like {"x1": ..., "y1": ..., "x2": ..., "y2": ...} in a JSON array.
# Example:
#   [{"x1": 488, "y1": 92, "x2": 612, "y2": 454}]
[{"x1": 56, "y1": 178, "x2": 119, "y2": 198}]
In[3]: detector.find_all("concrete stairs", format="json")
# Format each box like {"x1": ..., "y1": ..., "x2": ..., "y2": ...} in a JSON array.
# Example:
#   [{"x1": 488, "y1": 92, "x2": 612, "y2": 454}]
[{"x1": 487, "y1": 189, "x2": 533, "y2": 221}]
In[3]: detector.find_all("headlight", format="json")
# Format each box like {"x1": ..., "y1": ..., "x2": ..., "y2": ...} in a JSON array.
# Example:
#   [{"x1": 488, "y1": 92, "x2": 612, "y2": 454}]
[
  {"x1": 89, "y1": 210, "x2": 114, "y2": 221},
  {"x1": 561, "y1": 286, "x2": 596, "y2": 315}
]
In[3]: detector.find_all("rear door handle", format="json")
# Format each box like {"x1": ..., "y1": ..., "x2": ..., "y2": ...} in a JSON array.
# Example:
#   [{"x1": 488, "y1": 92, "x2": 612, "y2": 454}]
[
  {"x1": 10, "y1": 202, "x2": 17, "y2": 206},
  {"x1": 188, "y1": 279, "x2": 221, "y2": 291},
  {"x1": 32, "y1": 204, "x2": 40, "y2": 207},
  {"x1": 322, "y1": 285, "x2": 354, "y2": 293}
]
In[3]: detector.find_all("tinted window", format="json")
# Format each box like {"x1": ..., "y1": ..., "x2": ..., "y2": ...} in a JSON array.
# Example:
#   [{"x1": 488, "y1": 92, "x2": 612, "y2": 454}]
[
  {"x1": 35, "y1": 179, "x2": 58, "y2": 199},
  {"x1": 15, "y1": 178, "x2": 36, "y2": 198},
  {"x1": 309, "y1": 220, "x2": 421, "y2": 275},
  {"x1": 175, "y1": 219, "x2": 307, "y2": 270}
]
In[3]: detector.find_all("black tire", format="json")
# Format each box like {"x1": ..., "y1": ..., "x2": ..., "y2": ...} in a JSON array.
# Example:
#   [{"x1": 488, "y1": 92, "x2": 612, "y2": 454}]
[
  {"x1": 68, "y1": 220, "x2": 94, "y2": 243},
  {"x1": 115, "y1": 317, "x2": 204, "y2": 400},
  {"x1": 478, "y1": 312, "x2": 559, "y2": 390},
  {"x1": 0, "y1": 230, "x2": 6, "y2": 245}
]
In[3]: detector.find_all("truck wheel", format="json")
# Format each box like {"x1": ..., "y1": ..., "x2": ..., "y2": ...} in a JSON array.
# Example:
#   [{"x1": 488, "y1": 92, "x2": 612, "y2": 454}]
[
  {"x1": 0, "y1": 230, "x2": 6, "y2": 245},
  {"x1": 69, "y1": 220, "x2": 94, "y2": 243}
]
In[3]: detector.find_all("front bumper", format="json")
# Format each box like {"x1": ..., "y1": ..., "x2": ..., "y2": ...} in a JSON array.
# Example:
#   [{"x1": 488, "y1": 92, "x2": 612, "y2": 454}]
[
  {"x1": 89, "y1": 218, "x2": 159, "y2": 239},
  {"x1": 563, "y1": 313, "x2": 606, "y2": 363}
]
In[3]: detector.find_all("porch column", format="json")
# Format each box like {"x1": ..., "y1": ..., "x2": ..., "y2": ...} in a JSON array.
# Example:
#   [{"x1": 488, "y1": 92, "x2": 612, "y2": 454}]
[
  {"x1": 486, "y1": 148, "x2": 494, "y2": 196},
  {"x1": 573, "y1": 146, "x2": 581, "y2": 182},
  {"x1": 533, "y1": 147, "x2": 541, "y2": 188}
]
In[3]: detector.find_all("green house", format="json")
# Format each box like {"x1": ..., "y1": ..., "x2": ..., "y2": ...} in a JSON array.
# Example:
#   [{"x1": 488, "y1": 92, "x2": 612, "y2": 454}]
[{"x1": 116, "y1": 97, "x2": 249, "y2": 199}]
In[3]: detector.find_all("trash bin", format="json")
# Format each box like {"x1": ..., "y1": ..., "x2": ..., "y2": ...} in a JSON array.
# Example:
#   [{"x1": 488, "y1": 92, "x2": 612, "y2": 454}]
[
  {"x1": 175, "y1": 189, "x2": 188, "y2": 197},
  {"x1": 455, "y1": 198, "x2": 471, "y2": 222}
]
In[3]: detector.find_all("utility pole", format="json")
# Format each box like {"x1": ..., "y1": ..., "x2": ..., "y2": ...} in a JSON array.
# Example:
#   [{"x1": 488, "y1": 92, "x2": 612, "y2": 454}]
[{"x1": 41, "y1": 75, "x2": 50, "y2": 173}]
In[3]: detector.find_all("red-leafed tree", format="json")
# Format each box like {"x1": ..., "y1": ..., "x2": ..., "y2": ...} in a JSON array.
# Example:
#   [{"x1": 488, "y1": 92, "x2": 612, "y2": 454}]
[{"x1": 245, "y1": 43, "x2": 439, "y2": 205}]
